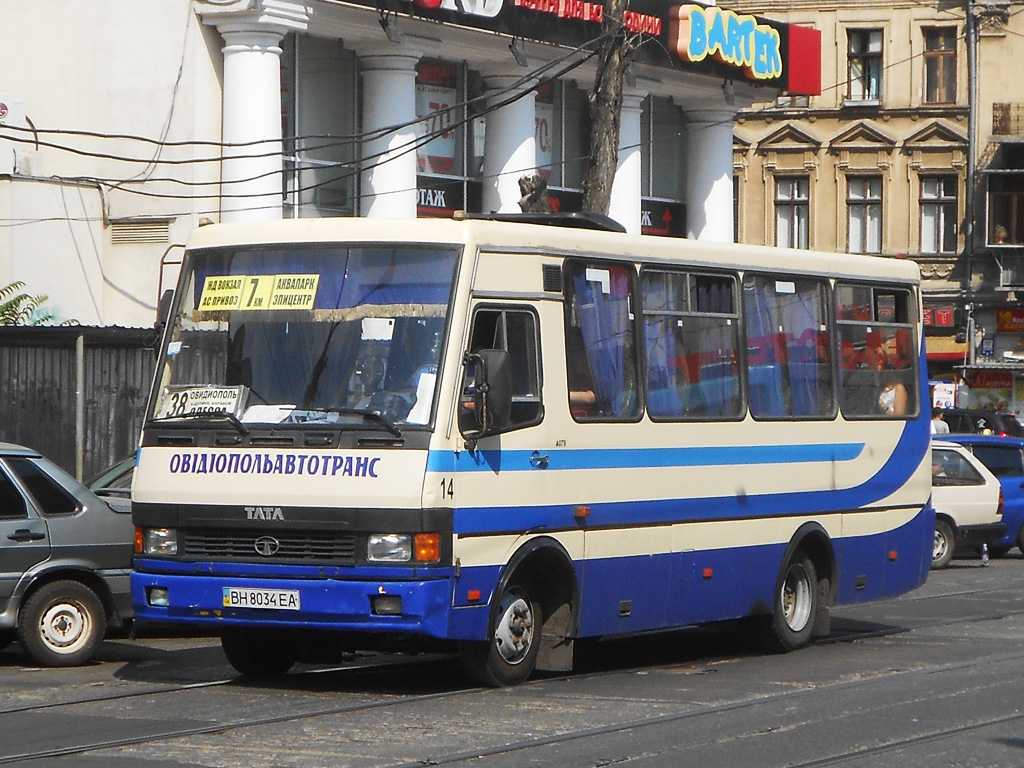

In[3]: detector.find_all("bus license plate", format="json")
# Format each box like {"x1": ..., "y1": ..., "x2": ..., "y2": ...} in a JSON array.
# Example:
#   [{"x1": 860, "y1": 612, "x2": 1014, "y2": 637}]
[{"x1": 222, "y1": 587, "x2": 300, "y2": 611}]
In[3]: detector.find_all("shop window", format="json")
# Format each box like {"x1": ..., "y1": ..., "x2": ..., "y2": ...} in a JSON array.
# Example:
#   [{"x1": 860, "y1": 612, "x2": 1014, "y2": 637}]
[
  {"x1": 848, "y1": 176, "x2": 883, "y2": 254},
  {"x1": 641, "y1": 97, "x2": 687, "y2": 202},
  {"x1": 989, "y1": 174, "x2": 1024, "y2": 245},
  {"x1": 535, "y1": 81, "x2": 588, "y2": 191},
  {"x1": 920, "y1": 175, "x2": 958, "y2": 254},
  {"x1": 847, "y1": 29, "x2": 883, "y2": 103},
  {"x1": 924, "y1": 28, "x2": 957, "y2": 105},
  {"x1": 775, "y1": 177, "x2": 809, "y2": 249},
  {"x1": 416, "y1": 61, "x2": 464, "y2": 177},
  {"x1": 281, "y1": 36, "x2": 358, "y2": 217}
]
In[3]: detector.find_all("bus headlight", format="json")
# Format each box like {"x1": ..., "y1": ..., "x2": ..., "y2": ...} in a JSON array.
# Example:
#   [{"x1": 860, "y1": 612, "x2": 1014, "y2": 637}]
[
  {"x1": 366, "y1": 533, "x2": 441, "y2": 563},
  {"x1": 143, "y1": 527, "x2": 179, "y2": 556},
  {"x1": 367, "y1": 534, "x2": 412, "y2": 562}
]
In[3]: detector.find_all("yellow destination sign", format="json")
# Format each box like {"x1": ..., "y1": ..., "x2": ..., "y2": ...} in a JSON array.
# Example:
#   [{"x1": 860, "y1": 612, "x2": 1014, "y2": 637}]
[{"x1": 198, "y1": 274, "x2": 319, "y2": 312}]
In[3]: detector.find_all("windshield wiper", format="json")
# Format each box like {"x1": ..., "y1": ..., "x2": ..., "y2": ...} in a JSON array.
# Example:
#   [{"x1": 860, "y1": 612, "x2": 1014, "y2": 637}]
[
  {"x1": 322, "y1": 407, "x2": 403, "y2": 437},
  {"x1": 149, "y1": 410, "x2": 249, "y2": 435}
]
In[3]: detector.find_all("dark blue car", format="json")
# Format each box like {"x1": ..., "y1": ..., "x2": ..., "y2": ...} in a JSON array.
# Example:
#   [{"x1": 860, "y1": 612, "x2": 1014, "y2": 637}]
[{"x1": 943, "y1": 434, "x2": 1024, "y2": 555}]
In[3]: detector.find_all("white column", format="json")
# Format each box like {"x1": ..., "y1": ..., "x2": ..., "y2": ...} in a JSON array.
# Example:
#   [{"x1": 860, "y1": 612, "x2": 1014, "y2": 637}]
[
  {"x1": 482, "y1": 75, "x2": 537, "y2": 214},
  {"x1": 218, "y1": 26, "x2": 286, "y2": 222},
  {"x1": 360, "y1": 52, "x2": 421, "y2": 219},
  {"x1": 609, "y1": 91, "x2": 644, "y2": 235},
  {"x1": 685, "y1": 109, "x2": 736, "y2": 242}
]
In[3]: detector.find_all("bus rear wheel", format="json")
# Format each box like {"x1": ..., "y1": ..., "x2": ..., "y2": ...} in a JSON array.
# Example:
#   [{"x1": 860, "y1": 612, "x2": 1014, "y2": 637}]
[
  {"x1": 221, "y1": 628, "x2": 297, "y2": 678},
  {"x1": 763, "y1": 552, "x2": 818, "y2": 653},
  {"x1": 459, "y1": 582, "x2": 542, "y2": 687}
]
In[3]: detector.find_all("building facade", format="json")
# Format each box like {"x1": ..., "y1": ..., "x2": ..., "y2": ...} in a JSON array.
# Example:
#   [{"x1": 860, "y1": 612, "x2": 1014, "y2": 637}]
[
  {"x1": 0, "y1": 0, "x2": 819, "y2": 329},
  {"x1": 730, "y1": 0, "x2": 1024, "y2": 412}
]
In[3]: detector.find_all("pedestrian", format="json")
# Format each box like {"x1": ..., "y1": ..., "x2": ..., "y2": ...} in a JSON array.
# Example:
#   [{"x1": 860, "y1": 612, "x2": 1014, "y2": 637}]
[{"x1": 931, "y1": 407, "x2": 950, "y2": 435}]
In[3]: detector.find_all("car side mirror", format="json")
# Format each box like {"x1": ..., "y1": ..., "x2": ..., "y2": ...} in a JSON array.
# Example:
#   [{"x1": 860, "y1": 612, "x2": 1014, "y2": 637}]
[{"x1": 459, "y1": 349, "x2": 512, "y2": 445}]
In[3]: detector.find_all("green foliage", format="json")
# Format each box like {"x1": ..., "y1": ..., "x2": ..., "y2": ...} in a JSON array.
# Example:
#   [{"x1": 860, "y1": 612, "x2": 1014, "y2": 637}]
[{"x1": 0, "y1": 281, "x2": 76, "y2": 326}]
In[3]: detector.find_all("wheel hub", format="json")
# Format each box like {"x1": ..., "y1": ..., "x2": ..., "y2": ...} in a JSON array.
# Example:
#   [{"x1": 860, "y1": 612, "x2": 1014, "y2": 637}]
[
  {"x1": 38, "y1": 602, "x2": 90, "y2": 653},
  {"x1": 493, "y1": 592, "x2": 534, "y2": 665}
]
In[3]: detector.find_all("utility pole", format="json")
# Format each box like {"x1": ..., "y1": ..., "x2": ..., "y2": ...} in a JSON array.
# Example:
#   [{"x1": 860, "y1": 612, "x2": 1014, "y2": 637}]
[{"x1": 581, "y1": 0, "x2": 631, "y2": 214}]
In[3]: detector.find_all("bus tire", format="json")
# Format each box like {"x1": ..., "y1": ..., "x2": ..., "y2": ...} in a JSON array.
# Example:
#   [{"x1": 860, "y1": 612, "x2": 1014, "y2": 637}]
[
  {"x1": 763, "y1": 552, "x2": 818, "y2": 653},
  {"x1": 459, "y1": 581, "x2": 542, "y2": 687},
  {"x1": 17, "y1": 580, "x2": 106, "y2": 667},
  {"x1": 221, "y1": 628, "x2": 296, "y2": 678},
  {"x1": 932, "y1": 520, "x2": 955, "y2": 570}
]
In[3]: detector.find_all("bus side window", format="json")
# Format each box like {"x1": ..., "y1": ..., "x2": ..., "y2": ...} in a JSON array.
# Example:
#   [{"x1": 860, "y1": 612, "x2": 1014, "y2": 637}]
[
  {"x1": 836, "y1": 283, "x2": 919, "y2": 419},
  {"x1": 563, "y1": 261, "x2": 641, "y2": 421},
  {"x1": 461, "y1": 307, "x2": 543, "y2": 433}
]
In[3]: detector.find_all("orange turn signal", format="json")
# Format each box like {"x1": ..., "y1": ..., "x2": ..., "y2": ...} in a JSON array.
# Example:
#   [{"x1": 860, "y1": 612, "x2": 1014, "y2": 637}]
[
  {"x1": 134, "y1": 526, "x2": 144, "y2": 555},
  {"x1": 414, "y1": 532, "x2": 441, "y2": 563}
]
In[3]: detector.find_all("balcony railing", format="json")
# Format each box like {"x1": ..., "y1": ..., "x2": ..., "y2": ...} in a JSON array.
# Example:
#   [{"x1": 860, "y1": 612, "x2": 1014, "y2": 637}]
[{"x1": 993, "y1": 103, "x2": 1024, "y2": 136}]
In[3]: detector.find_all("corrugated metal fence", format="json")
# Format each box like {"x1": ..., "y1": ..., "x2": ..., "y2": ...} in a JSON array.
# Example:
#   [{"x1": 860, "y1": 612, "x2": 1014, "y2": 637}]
[{"x1": 0, "y1": 326, "x2": 158, "y2": 481}]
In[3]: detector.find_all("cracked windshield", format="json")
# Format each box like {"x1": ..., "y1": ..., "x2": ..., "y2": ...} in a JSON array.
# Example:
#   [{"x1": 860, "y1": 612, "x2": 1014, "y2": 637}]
[{"x1": 154, "y1": 245, "x2": 459, "y2": 428}]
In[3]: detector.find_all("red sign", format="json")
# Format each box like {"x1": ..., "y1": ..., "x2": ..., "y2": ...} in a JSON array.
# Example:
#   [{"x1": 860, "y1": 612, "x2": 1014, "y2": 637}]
[
  {"x1": 969, "y1": 370, "x2": 1013, "y2": 389},
  {"x1": 923, "y1": 306, "x2": 955, "y2": 327},
  {"x1": 996, "y1": 309, "x2": 1024, "y2": 333}
]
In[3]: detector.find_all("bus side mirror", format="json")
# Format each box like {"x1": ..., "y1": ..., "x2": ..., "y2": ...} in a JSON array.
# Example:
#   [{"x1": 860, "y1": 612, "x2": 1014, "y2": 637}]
[{"x1": 460, "y1": 349, "x2": 512, "y2": 443}]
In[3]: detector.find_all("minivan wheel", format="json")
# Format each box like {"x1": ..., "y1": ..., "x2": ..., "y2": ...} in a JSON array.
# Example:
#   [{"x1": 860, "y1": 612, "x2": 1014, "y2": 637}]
[{"x1": 17, "y1": 580, "x2": 106, "y2": 667}]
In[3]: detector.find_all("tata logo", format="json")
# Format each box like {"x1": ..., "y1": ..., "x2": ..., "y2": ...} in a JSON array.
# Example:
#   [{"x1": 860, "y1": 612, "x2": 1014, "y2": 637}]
[
  {"x1": 254, "y1": 536, "x2": 281, "y2": 557},
  {"x1": 246, "y1": 506, "x2": 284, "y2": 521},
  {"x1": 413, "y1": 0, "x2": 503, "y2": 19}
]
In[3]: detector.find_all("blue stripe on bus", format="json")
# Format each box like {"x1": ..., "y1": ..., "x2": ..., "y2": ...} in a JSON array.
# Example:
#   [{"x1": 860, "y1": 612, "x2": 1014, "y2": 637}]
[
  {"x1": 426, "y1": 442, "x2": 865, "y2": 474},
  {"x1": 448, "y1": 417, "x2": 930, "y2": 534}
]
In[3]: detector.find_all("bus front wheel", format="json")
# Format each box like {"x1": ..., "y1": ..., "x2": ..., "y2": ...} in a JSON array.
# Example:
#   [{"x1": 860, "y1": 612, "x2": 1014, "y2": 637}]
[
  {"x1": 763, "y1": 552, "x2": 818, "y2": 653},
  {"x1": 459, "y1": 581, "x2": 542, "y2": 687},
  {"x1": 221, "y1": 628, "x2": 297, "y2": 678}
]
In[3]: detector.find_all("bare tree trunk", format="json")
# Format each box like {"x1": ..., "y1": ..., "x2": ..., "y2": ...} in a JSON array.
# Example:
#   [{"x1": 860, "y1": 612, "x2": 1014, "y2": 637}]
[{"x1": 582, "y1": 0, "x2": 629, "y2": 215}]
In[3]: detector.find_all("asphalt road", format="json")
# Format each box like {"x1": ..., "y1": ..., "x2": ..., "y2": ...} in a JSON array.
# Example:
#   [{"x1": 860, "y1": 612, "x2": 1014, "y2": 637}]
[{"x1": 2, "y1": 551, "x2": 1023, "y2": 768}]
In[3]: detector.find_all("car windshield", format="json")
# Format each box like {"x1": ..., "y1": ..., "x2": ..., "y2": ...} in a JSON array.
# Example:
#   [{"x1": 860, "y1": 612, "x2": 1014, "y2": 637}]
[{"x1": 153, "y1": 244, "x2": 460, "y2": 428}]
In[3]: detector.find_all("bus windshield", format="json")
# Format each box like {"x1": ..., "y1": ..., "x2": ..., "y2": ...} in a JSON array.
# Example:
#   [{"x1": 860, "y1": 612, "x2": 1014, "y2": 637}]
[{"x1": 153, "y1": 244, "x2": 459, "y2": 428}]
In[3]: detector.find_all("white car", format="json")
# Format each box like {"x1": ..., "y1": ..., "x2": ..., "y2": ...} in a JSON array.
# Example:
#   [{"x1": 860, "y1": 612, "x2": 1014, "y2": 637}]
[{"x1": 930, "y1": 440, "x2": 1008, "y2": 569}]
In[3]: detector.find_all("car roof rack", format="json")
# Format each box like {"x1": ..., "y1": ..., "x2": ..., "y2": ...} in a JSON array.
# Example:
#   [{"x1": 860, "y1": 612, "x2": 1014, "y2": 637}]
[{"x1": 455, "y1": 211, "x2": 627, "y2": 233}]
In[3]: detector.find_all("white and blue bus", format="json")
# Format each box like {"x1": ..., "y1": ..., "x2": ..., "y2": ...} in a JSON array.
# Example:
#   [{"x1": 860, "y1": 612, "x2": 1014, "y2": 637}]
[{"x1": 130, "y1": 214, "x2": 933, "y2": 685}]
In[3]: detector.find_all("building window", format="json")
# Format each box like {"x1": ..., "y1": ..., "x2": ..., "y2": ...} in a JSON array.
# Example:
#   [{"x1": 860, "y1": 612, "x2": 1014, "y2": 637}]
[
  {"x1": 924, "y1": 28, "x2": 957, "y2": 104},
  {"x1": 775, "y1": 177, "x2": 809, "y2": 249},
  {"x1": 847, "y1": 30, "x2": 883, "y2": 102},
  {"x1": 776, "y1": 94, "x2": 810, "y2": 108},
  {"x1": 848, "y1": 177, "x2": 883, "y2": 253},
  {"x1": 989, "y1": 174, "x2": 1024, "y2": 245},
  {"x1": 921, "y1": 175, "x2": 958, "y2": 253}
]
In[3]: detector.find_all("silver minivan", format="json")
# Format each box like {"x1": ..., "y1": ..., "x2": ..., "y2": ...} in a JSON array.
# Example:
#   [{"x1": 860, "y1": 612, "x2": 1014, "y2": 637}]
[{"x1": 0, "y1": 443, "x2": 133, "y2": 666}]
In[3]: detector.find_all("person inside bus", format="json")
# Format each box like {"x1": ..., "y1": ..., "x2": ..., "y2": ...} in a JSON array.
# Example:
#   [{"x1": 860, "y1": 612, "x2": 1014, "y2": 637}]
[
  {"x1": 878, "y1": 369, "x2": 908, "y2": 416},
  {"x1": 565, "y1": 326, "x2": 599, "y2": 417}
]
